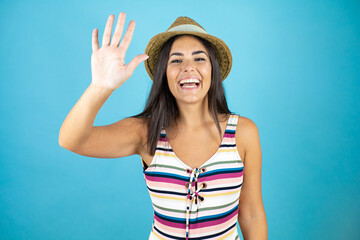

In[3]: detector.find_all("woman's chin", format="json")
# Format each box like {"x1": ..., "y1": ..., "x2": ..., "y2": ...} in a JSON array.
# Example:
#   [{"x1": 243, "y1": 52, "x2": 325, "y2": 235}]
[{"x1": 174, "y1": 94, "x2": 208, "y2": 105}]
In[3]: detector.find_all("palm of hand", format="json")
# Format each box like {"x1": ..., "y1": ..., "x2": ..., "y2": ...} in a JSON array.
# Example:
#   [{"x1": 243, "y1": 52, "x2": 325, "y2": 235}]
[
  {"x1": 91, "y1": 13, "x2": 148, "y2": 90},
  {"x1": 91, "y1": 46, "x2": 127, "y2": 90}
]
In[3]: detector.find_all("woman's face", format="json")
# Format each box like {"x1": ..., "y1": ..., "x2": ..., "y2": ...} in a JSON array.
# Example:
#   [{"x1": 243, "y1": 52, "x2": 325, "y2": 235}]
[{"x1": 166, "y1": 35, "x2": 212, "y2": 104}]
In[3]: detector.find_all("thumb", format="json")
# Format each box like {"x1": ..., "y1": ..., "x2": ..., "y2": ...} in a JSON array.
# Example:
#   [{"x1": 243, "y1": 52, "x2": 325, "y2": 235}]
[{"x1": 126, "y1": 54, "x2": 149, "y2": 76}]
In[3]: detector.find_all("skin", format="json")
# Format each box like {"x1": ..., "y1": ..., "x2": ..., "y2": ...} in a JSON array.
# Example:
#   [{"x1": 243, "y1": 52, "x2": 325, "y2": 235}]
[
  {"x1": 141, "y1": 36, "x2": 268, "y2": 239},
  {"x1": 60, "y1": 13, "x2": 267, "y2": 239},
  {"x1": 166, "y1": 35, "x2": 212, "y2": 106}
]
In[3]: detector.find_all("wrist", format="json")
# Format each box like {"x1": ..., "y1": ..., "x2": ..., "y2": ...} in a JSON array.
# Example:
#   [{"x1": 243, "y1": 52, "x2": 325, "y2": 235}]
[
  {"x1": 90, "y1": 82, "x2": 115, "y2": 94},
  {"x1": 89, "y1": 83, "x2": 115, "y2": 97}
]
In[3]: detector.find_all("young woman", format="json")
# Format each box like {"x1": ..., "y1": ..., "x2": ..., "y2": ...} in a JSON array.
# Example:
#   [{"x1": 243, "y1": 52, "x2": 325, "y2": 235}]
[{"x1": 59, "y1": 12, "x2": 267, "y2": 240}]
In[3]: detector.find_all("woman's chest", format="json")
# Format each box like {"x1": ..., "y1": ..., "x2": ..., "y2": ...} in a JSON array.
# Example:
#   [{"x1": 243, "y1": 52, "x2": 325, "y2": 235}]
[
  {"x1": 169, "y1": 130, "x2": 245, "y2": 169},
  {"x1": 171, "y1": 139, "x2": 245, "y2": 166},
  {"x1": 169, "y1": 134, "x2": 224, "y2": 168},
  {"x1": 141, "y1": 115, "x2": 245, "y2": 169}
]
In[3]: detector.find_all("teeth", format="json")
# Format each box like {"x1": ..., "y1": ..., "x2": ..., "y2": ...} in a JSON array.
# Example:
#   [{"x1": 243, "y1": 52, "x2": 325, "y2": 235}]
[
  {"x1": 182, "y1": 85, "x2": 197, "y2": 88},
  {"x1": 179, "y1": 78, "x2": 200, "y2": 85}
]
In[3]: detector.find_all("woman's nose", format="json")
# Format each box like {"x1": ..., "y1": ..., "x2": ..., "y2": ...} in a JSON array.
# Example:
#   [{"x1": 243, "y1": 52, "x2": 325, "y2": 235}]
[{"x1": 182, "y1": 60, "x2": 195, "y2": 72}]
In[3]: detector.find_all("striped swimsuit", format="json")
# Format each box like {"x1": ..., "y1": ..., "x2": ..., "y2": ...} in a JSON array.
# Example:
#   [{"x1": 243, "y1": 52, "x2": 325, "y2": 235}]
[{"x1": 143, "y1": 114, "x2": 244, "y2": 240}]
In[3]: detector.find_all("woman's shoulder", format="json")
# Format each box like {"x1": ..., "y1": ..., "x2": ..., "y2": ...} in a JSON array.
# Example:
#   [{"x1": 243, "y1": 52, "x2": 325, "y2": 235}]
[
  {"x1": 235, "y1": 114, "x2": 257, "y2": 127},
  {"x1": 125, "y1": 116, "x2": 152, "y2": 149},
  {"x1": 125, "y1": 117, "x2": 155, "y2": 162},
  {"x1": 234, "y1": 114, "x2": 260, "y2": 144},
  {"x1": 125, "y1": 116, "x2": 148, "y2": 124},
  {"x1": 124, "y1": 116, "x2": 149, "y2": 137},
  {"x1": 235, "y1": 114, "x2": 257, "y2": 132}
]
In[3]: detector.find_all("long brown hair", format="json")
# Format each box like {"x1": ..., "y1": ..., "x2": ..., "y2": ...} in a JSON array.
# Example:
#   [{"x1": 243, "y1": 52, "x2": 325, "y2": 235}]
[{"x1": 132, "y1": 34, "x2": 232, "y2": 155}]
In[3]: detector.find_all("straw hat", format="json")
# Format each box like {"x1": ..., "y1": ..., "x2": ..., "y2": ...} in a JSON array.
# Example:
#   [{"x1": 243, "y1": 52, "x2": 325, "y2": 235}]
[{"x1": 144, "y1": 16, "x2": 232, "y2": 81}]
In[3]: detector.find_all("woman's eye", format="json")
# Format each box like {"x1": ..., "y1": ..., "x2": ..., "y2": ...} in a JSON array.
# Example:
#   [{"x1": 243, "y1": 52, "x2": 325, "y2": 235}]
[
  {"x1": 170, "y1": 59, "x2": 181, "y2": 63},
  {"x1": 195, "y1": 58, "x2": 206, "y2": 61}
]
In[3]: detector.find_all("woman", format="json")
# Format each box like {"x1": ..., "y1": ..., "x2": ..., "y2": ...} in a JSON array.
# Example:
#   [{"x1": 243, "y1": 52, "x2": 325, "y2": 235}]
[{"x1": 59, "y1": 12, "x2": 267, "y2": 240}]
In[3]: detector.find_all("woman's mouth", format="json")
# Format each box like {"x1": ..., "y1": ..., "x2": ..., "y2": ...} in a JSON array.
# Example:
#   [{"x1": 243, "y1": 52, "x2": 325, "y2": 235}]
[{"x1": 178, "y1": 78, "x2": 200, "y2": 89}]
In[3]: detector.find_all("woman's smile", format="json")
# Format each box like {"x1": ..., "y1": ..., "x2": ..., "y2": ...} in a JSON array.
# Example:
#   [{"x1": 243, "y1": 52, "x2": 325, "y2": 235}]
[
  {"x1": 166, "y1": 35, "x2": 212, "y2": 104},
  {"x1": 178, "y1": 76, "x2": 201, "y2": 89}
]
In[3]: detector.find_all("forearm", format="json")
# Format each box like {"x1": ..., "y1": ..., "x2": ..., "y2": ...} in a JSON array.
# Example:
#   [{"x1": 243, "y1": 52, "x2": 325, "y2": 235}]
[
  {"x1": 238, "y1": 214, "x2": 268, "y2": 240},
  {"x1": 58, "y1": 83, "x2": 114, "y2": 149}
]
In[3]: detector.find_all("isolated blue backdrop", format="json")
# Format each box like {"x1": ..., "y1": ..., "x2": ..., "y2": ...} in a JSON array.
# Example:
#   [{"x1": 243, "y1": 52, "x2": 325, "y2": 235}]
[{"x1": 0, "y1": 0, "x2": 359, "y2": 239}]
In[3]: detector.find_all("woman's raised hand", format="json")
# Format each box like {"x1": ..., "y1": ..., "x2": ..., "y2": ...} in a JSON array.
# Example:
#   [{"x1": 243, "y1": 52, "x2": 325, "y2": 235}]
[{"x1": 91, "y1": 13, "x2": 148, "y2": 90}]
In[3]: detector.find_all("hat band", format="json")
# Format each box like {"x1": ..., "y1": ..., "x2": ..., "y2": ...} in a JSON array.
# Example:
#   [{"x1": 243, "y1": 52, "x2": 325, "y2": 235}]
[{"x1": 167, "y1": 24, "x2": 207, "y2": 34}]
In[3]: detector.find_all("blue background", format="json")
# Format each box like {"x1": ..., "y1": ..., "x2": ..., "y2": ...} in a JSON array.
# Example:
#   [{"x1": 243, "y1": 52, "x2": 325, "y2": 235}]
[{"x1": 1, "y1": 0, "x2": 359, "y2": 239}]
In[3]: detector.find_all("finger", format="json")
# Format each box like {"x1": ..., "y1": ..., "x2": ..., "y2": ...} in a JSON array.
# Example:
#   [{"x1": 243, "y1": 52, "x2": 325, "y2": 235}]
[
  {"x1": 92, "y1": 29, "x2": 99, "y2": 51},
  {"x1": 102, "y1": 14, "x2": 115, "y2": 47},
  {"x1": 119, "y1": 20, "x2": 136, "y2": 59},
  {"x1": 110, "y1": 12, "x2": 126, "y2": 47},
  {"x1": 126, "y1": 54, "x2": 149, "y2": 77}
]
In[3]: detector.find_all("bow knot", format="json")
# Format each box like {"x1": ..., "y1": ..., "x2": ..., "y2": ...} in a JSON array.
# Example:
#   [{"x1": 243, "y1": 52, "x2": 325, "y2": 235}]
[{"x1": 185, "y1": 168, "x2": 205, "y2": 239}]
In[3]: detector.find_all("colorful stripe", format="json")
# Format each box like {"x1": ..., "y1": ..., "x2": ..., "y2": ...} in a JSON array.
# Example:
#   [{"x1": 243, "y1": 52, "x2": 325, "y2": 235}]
[{"x1": 143, "y1": 114, "x2": 243, "y2": 239}]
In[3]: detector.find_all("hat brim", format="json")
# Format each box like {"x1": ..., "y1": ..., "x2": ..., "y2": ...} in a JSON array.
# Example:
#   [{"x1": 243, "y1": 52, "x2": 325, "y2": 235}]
[{"x1": 144, "y1": 31, "x2": 232, "y2": 81}]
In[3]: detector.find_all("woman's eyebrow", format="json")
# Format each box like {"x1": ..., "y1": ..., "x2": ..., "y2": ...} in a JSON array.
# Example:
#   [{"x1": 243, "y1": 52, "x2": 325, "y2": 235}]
[
  {"x1": 169, "y1": 50, "x2": 208, "y2": 57},
  {"x1": 192, "y1": 50, "x2": 208, "y2": 56},
  {"x1": 169, "y1": 52, "x2": 183, "y2": 57}
]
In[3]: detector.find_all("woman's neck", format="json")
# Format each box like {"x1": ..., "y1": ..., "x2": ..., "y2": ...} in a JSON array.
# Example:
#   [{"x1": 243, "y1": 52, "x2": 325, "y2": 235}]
[{"x1": 175, "y1": 98, "x2": 213, "y2": 129}]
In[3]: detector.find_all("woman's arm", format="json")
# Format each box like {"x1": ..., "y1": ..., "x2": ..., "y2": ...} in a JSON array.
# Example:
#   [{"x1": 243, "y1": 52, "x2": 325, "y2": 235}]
[
  {"x1": 58, "y1": 83, "x2": 146, "y2": 158},
  {"x1": 236, "y1": 117, "x2": 268, "y2": 240},
  {"x1": 59, "y1": 13, "x2": 148, "y2": 157}
]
